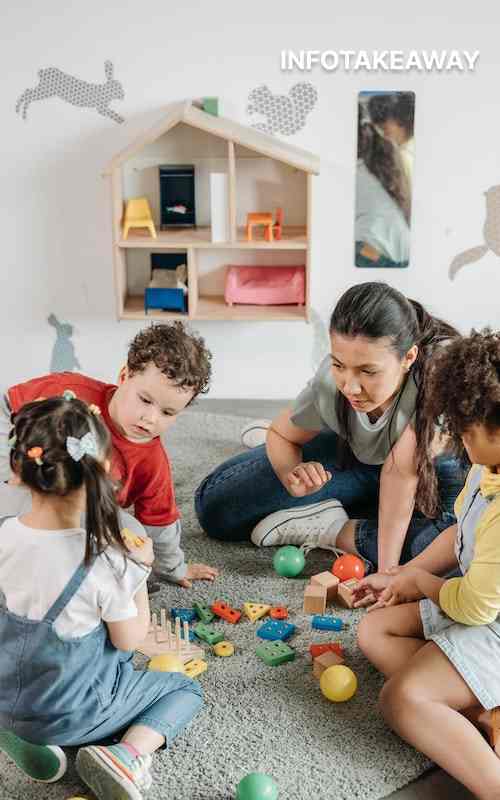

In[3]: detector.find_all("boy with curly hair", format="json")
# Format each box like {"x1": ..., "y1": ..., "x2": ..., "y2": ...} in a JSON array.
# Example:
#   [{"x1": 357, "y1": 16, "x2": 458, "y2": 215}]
[{"x1": 0, "y1": 322, "x2": 218, "y2": 588}]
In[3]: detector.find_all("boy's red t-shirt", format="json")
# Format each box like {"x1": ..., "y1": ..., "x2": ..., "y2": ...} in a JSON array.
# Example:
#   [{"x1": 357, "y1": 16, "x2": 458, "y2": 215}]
[{"x1": 8, "y1": 373, "x2": 179, "y2": 527}]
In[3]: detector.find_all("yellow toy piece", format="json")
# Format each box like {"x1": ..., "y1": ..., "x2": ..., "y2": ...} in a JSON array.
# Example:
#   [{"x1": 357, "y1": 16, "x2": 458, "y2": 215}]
[
  {"x1": 320, "y1": 665, "x2": 357, "y2": 703},
  {"x1": 122, "y1": 196, "x2": 157, "y2": 239},
  {"x1": 213, "y1": 641, "x2": 235, "y2": 657},
  {"x1": 243, "y1": 602, "x2": 271, "y2": 623},
  {"x1": 121, "y1": 527, "x2": 145, "y2": 548},
  {"x1": 184, "y1": 659, "x2": 208, "y2": 678},
  {"x1": 148, "y1": 654, "x2": 185, "y2": 673}
]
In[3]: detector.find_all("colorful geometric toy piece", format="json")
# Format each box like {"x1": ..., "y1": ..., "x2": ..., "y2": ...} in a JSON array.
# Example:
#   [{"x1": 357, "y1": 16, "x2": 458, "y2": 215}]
[
  {"x1": 193, "y1": 601, "x2": 215, "y2": 624},
  {"x1": 269, "y1": 606, "x2": 288, "y2": 620},
  {"x1": 193, "y1": 622, "x2": 225, "y2": 646},
  {"x1": 332, "y1": 554, "x2": 365, "y2": 582},
  {"x1": 273, "y1": 545, "x2": 305, "y2": 578},
  {"x1": 257, "y1": 619, "x2": 296, "y2": 641},
  {"x1": 256, "y1": 641, "x2": 295, "y2": 667},
  {"x1": 171, "y1": 607, "x2": 198, "y2": 623},
  {"x1": 309, "y1": 642, "x2": 344, "y2": 659},
  {"x1": 148, "y1": 653, "x2": 185, "y2": 673},
  {"x1": 184, "y1": 659, "x2": 208, "y2": 679},
  {"x1": 311, "y1": 615, "x2": 345, "y2": 632},
  {"x1": 211, "y1": 600, "x2": 242, "y2": 624},
  {"x1": 320, "y1": 665, "x2": 358, "y2": 702},
  {"x1": 213, "y1": 641, "x2": 235, "y2": 657},
  {"x1": 243, "y1": 602, "x2": 271, "y2": 623},
  {"x1": 236, "y1": 772, "x2": 279, "y2": 800}
]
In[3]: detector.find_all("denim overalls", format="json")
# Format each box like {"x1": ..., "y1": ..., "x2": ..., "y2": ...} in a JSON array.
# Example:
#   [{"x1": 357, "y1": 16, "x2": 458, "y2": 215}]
[{"x1": 0, "y1": 558, "x2": 203, "y2": 745}]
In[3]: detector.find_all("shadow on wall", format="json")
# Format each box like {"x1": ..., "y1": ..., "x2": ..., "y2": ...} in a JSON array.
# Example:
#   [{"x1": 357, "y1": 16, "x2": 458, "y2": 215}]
[
  {"x1": 247, "y1": 83, "x2": 318, "y2": 136},
  {"x1": 449, "y1": 185, "x2": 500, "y2": 280},
  {"x1": 48, "y1": 314, "x2": 81, "y2": 373}
]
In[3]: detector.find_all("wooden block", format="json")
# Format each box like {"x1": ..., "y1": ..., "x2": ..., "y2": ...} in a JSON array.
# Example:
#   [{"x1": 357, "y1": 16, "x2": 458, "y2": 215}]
[
  {"x1": 337, "y1": 578, "x2": 358, "y2": 609},
  {"x1": 311, "y1": 571, "x2": 340, "y2": 601},
  {"x1": 312, "y1": 650, "x2": 345, "y2": 679},
  {"x1": 303, "y1": 584, "x2": 327, "y2": 615}
]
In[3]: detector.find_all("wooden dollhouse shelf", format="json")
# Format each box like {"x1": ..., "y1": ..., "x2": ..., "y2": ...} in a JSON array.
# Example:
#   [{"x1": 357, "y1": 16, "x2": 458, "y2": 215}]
[
  {"x1": 123, "y1": 294, "x2": 307, "y2": 322},
  {"x1": 118, "y1": 226, "x2": 308, "y2": 250}
]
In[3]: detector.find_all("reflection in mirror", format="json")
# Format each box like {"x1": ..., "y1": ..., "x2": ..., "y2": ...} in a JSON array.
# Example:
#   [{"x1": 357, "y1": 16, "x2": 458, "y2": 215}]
[{"x1": 354, "y1": 91, "x2": 415, "y2": 269}]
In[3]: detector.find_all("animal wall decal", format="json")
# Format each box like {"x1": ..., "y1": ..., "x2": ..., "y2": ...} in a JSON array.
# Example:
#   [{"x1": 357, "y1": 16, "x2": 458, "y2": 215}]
[
  {"x1": 48, "y1": 314, "x2": 81, "y2": 373},
  {"x1": 449, "y1": 185, "x2": 500, "y2": 280},
  {"x1": 16, "y1": 60, "x2": 125, "y2": 123},
  {"x1": 247, "y1": 82, "x2": 318, "y2": 136}
]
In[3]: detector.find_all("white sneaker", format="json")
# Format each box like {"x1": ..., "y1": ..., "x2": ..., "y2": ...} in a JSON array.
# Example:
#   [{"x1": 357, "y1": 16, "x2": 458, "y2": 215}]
[
  {"x1": 240, "y1": 419, "x2": 271, "y2": 448},
  {"x1": 251, "y1": 499, "x2": 349, "y2": 553}
]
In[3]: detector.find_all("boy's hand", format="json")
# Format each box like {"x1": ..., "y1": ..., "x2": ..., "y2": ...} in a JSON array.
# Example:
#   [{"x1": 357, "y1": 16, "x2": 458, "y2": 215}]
[
  {"x1": 367, "y1": 567, "x2": 426, "y2": 612},
  {"x1": 352, "y1": 572, "x2": 393, "y2": 608},
  {"x1": 284, "y1": 462, "x2": 332, "y2": 497},
  {"x1": 121, "y1": 528, "x2": 154, "y2": 568},
  {"x1": 177, "y1": 562, "x2": 219, "y2": 589}
]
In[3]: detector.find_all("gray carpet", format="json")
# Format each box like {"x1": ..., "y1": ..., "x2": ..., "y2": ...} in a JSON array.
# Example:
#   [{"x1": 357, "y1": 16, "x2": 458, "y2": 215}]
[{"x1": 0, "y1": 411, "x2": 431, "y2": 800}]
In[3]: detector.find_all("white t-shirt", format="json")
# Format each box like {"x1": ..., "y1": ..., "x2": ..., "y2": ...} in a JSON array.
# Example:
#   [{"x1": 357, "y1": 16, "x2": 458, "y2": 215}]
[
  {"x1": 0, "y1": 517, "x2": 150, "y2": 638},
  {"x1": 355, "y1": 160, "x2": 410, "y2": 263}
]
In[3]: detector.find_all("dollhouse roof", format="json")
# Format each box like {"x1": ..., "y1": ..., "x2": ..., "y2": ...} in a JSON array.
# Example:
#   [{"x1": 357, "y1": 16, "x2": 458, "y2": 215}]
[{"x1": 103, "y1": 101, "x2": 320, "y2": 175}]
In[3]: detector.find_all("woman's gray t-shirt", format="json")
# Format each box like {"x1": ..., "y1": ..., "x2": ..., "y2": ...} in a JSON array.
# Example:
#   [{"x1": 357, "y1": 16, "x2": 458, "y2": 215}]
[{"x1": 290, "y1": 355, "x2": 418, "y2": 465}]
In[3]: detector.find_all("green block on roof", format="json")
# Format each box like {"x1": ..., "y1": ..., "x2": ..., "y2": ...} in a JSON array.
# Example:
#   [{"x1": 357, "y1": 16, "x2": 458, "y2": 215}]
[
  {"x1": 193, "y1": 601, "x2": 215, "y2": 624},
  {"x1": 194, "y1": 622, "x2": 224, "y2": 646},
  {"x1": 203, "y1": 97, "x2": 219, "y2": 116},
  {"x1": 256, "y1": 641, "x2": 295, "y2": 667}
]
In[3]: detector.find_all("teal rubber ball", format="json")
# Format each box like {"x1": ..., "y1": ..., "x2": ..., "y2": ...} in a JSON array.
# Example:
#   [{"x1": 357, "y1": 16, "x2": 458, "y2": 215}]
[
  {"x1": 236, "y1": 772, "x2": 278, "y2": 800},
  {"x1": 273, "y1": 545, "x2": 305, "y2": 578}
]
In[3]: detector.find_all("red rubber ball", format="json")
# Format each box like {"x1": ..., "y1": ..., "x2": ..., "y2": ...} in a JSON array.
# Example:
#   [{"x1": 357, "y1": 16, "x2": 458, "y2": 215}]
[{"x1": 332, "y1": 554, "x2": 365, "y2": 581}]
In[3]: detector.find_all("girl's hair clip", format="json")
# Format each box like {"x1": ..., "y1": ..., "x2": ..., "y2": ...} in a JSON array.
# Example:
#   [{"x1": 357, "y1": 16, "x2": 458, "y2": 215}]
[
  {"x1": 27, "y1": 446, "x2": 43, "y2": 466},
  {"x1": 62, "y1": 390, "x2": 77, "y2": 401},
  {"x1": 88, "y1": 403, "x2": 101, "y2": 416}
]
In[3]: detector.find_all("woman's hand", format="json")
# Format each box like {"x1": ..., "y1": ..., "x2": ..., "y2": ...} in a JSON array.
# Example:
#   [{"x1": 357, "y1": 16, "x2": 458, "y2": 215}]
[
  {"x1": 367, "y1": 567, "x2": 427, "y2": 611},
  {"x1": 178, "y1": 562, "x2": 219, "y2": 589},
  {"x1": 283, "y1": 462, "x2": 332, "y2": 497}
]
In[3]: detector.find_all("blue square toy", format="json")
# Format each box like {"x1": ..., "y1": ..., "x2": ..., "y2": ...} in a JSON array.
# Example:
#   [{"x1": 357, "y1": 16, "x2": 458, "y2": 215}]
[
  {"x1": 171, "y1": 608, "x2": 198, "y2": 623},
  {"x1": 257, "y1": 619, "x2": 296, "y2": 641},
  {"x1": 311, "y1": 615, "x2": 344, "y2": 632}
]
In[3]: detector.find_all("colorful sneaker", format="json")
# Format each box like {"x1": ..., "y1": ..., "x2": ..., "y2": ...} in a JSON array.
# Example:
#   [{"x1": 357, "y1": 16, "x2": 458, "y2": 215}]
[
  {"x1": 0, "y1": 730, "x2": 67, "y2": 782},
  {"x1": 251, "y1": 499, "x2": 349, "y2": 553},
  {"x1": 76, "y1": 742, "x2": 153, "y2": 800},
  {"x1": 240, "y1": 419, "x2": 271, "y2": 448}
]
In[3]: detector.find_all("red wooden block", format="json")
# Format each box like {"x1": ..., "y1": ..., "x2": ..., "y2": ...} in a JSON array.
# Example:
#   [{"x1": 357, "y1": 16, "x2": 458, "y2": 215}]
[
  {"x1": 309, "y1": 642, "x2": 344, "y2": 659},
  {"x1": 211, "y1": 600, "x2": 241, "y2": 624},
  {"x1": 270, "y1": 606, "x2": 288, "y2": 620}
]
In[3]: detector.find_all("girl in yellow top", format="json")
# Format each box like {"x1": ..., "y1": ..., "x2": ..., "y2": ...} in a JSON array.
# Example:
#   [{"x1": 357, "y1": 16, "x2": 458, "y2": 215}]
[{"x1": 353, "y1": 330, "x2": 500, "y2": 800}]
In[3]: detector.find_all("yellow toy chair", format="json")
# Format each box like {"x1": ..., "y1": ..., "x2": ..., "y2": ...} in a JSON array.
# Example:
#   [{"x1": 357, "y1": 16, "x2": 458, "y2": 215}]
[{"x1": 122, "y1": 197, "x2": 157, "y2": 239}]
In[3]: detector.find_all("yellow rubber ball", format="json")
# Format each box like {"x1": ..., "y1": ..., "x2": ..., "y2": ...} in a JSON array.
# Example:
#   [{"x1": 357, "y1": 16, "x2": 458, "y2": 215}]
[
  {"x1": 148, "y1": 654, "x2": 186, "y2": 673},
  {"x1": 320, "y1": 665, "x2": 357, "y2": 702},
  {"x1": 214, "y1": 641, "x2": 235, "y2": 657}
]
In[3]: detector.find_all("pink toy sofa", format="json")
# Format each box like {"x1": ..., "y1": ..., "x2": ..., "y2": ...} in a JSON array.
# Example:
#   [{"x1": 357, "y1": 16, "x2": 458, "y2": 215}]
[{"x1": 224, "y1": 265, "x2": 305, "y2": 306}]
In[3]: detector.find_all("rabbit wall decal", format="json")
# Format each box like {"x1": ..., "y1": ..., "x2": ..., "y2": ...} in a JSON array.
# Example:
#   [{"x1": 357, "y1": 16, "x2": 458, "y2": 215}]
[{"x1": 16, "y1": 60, "x2": 125, "y2": 123}]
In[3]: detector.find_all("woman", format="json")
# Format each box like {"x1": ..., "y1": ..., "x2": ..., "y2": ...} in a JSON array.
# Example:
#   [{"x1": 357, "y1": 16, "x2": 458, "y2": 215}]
[
  {"x1": 195, "y1": 283, "x2": 467, "y2": 574},
  {"x1": 355, "y1": 105, "x2": 411, "y2": 268}
]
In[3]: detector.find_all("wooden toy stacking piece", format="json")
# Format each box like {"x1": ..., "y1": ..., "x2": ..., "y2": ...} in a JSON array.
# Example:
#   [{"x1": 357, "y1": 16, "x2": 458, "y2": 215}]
[
  {"x1": 309, "y1": 642, "x2": 344, "y2": 659},
  {"x1": 311, "y1": 571, "x2": 340, "y2": 601},
  {"x1": 336, "y1": 578, "x2": 358, "y2": 609},
  {"x1": 312, "y1": 650, "x2": 345, "y2": 680},
  {"x1": 303, "y1": 583, "x2": 327, "y2": 615},
  {"x1": 270, "y1": 606, "x2": 288, "y2": 620},
  {"x1": 243, "y1": 602, "x2": 271, "y2": 623},
  {"x1": 211, "y1": 600, "x2": 241, "y2": 624},
  {"x1": 137, "y1": 609, "x2": 203, "y2": 662}
]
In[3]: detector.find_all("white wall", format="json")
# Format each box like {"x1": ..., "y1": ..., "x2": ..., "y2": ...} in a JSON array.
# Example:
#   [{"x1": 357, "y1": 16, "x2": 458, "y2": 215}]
[{"x1": 2, "y1": 1, "x2": 500, "y2": 398}]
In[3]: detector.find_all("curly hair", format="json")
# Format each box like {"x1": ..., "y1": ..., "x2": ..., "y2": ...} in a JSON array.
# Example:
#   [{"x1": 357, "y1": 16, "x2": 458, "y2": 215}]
[
  {"x1": 127, "y1": 322, "x2": 212, "y2": 398},
  {"x1": 330, "y1": 282, "x2": 460, "y2": 518},
  {"x1": 10, "y1": 397, "x2": 126, "y2": 565},
  {"x1": 425, "y1": 330, "x2": 500, "y2": 453}
]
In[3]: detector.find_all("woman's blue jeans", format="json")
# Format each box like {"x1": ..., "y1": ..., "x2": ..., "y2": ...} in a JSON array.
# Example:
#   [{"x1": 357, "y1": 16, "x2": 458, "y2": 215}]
[{"x1": 194, "y1": 432, "x2": 467, "y2": 569}]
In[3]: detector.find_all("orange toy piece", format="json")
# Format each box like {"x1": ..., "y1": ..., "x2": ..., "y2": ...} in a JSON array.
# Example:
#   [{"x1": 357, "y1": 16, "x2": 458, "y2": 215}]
[
  {"x1": 332, "y1": 554, "x2": 365, "y2": 582},
  {"x1": 245, "y1": 212, "x2": 274, "y2": 242},
  {"x1": 273, "y1": 207, "x2": 284, "y2": 241},
  {"x1": 270, "y1": 606, "x2": 288, "y2": 620},
  {"x1": 211, "y1": 600, "x2": 241, "y2": 624},
  {"x1": 309, "y1": 642, "x2": 344, "y2": 659}
]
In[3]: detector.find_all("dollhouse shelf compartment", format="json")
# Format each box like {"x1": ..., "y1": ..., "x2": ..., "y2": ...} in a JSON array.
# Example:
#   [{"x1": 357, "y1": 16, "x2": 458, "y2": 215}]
[{"x1": 105, "y1": 101, "x2": 319, "y2": 323}]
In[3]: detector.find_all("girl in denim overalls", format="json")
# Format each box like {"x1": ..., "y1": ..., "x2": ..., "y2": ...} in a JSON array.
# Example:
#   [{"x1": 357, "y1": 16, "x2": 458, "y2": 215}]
[
  {"x1": 0, "y1": 396, "x2": 203, "y2": 799},
  {"x1": 353, "y1": 331, "x2": 500, "y2": 800}
]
